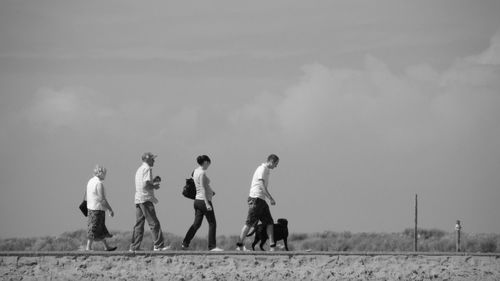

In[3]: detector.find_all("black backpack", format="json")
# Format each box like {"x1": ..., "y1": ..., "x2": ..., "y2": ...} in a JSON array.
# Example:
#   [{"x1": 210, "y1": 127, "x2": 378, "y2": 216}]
[{"x1": 182, "y1": 171, "x2": 196, "y2": 200}]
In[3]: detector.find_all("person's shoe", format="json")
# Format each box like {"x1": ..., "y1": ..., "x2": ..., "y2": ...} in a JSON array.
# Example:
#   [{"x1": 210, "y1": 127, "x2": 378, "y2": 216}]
[
  {"x1": 269, "y1": 244, "x2": 276, "y2": 252},
  {"x1": 236, "y1": 245, "x2": 249, "y2": 251},
  {"x1": 106, "y1": 246, "x2": 117, "y2": 252},
  {"x1": 153, "y1": 245, "x2": 172, "y2": 251},
  {"x1": 210, "y1": 247, "x2": 224, "y2": 252},
  {"x1": 181, "y1": 244, "x2": 189, "y2": 251}
]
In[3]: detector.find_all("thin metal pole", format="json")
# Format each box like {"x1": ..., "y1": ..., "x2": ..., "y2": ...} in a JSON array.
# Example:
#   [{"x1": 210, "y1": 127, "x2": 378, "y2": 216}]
[
  {"x1": 456, "y1": 220, "x2": 462, "y2": 252},
  {"x1": 414, "y1": 194, "x2": 418, "y2": 252}
]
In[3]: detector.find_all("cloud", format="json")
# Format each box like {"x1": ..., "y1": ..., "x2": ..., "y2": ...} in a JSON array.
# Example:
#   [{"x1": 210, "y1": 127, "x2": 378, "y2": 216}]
[
  {"x1": 0, "y1": 48, "x2": 305, "y2": 63},
  {"x1": 24, "y1": 86, "x2": 206, "y2": 150},
  {"x1": 25, "y1": 28, "x2": 500, "y2": 162},
  {"x1": 26, "y1": 87, "x2": 115, "y2": 129},
  {"x1": 215, "y1": 29, "x2": 500, "y2": 184},
  {"x1": 242, "y1": 31, "x2": 499, "y2": 151},
  {"x1": 466, "y1": 29, "x2": 500, "y2": 65}
]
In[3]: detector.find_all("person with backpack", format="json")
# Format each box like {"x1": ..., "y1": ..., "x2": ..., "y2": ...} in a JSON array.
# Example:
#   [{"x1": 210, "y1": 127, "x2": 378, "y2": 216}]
[{"x1": 181, "y1": 155, "x2": 223, "y2": 251}]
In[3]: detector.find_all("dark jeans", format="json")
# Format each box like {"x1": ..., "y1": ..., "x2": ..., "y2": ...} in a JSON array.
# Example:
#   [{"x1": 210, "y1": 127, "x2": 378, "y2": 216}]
[
  {"x1": 130, "y1": 201, "x2": 165, "y2": 250},
  {"x1": 183, "y1": 199, "x2": 217, "y2": 250}
]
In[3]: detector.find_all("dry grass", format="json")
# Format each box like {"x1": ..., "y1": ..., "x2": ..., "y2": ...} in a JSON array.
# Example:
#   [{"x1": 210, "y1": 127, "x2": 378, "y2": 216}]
[{"x1": 1, "y1": 228, "x2": 498, "y2": 253}]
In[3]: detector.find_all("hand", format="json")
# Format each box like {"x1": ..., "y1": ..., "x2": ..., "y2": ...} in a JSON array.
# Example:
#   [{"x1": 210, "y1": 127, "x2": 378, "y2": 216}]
[
  {"x1": 153, "y1": 182, "x2": 161, "y2": 189},
  {"x1": 206, "y1": 203, "x2": 213, "y2": 211},
  {"x1": 270, "y1": 199, "x2": 276, "y2": 206},
  {"x1": 153, "y1": 176, "x2": 161, "y2": 183},
  {"x1": 109, "y1": 210, "x2": 114, "y2": 217}
]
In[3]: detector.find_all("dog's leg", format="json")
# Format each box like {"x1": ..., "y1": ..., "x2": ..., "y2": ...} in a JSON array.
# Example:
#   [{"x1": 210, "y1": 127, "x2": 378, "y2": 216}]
[
  {"x1": 284, "y1": 238, "x2": 289, "y2": 251},
  {"x1": 260, "y1": 238, "x2": 267, "y2": 251},
  {"x1": 251, "y1": 238, "x2": 258, "y2": 251}
]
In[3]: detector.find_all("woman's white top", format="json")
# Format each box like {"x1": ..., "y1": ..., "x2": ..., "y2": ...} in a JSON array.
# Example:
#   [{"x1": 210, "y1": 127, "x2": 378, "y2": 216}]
[
  {"x1": 86, "y1": 176, "x2": 107, "y2": 211},
  {"x1": 193, "y1": 167, "x2": 214, "y2": 201}
]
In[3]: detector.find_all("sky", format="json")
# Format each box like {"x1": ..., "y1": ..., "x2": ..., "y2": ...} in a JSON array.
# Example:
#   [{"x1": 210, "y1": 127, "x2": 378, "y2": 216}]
[{"x1": 1, "y1": 0, "x2": 500, "y2": 238}]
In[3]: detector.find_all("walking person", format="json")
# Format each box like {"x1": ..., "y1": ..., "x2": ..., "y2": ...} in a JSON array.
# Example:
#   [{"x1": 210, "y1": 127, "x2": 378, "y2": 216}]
[
  {"x1": 130, "y1": 152, "x2": 170, "y2": 251},
  {"x1": 182, "y1": 155, "x2": 223, "y2": 251},
  {"x1": 236, "y1": 154, "x2": 280, "y2": 251},
  {"x1": 86, "y1": 165, "x2": 117, "y2": 251}
]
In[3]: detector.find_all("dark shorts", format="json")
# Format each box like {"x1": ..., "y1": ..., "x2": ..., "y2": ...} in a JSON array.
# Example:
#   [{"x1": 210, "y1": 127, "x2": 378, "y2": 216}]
[
  {"x1": 245, "y1": 197, "x2": 274, "y2": 227},
  {"x1": 87, "y1": 210, "x2": 112, "y2": 241}
]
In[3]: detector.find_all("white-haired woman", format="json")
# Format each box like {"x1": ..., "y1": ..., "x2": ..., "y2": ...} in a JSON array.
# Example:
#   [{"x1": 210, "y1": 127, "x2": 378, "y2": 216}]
[{"x1": 86, "y1": 165, "x2": 117, "y2": 251}]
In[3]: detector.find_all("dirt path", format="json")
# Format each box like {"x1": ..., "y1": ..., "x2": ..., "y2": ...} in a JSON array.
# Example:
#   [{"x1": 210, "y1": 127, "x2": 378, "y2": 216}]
[{"x1": 1, "y1": 252, "x2": 499, "y2": 280}]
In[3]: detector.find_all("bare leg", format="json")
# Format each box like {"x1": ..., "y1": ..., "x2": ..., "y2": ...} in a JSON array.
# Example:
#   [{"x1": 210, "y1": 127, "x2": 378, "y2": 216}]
[
  {"x1": 238, "y1": 225, "x2": 251, "y2": 245},
  {"x1": 102, "y1": 239, "x2": 110, "y2": 250},
  {"x1": 266, "y1": 224, "x2": 275, "y2": 247},
  {"x1": 86, "y1": 240, "x2": 93, "y2": 251}
]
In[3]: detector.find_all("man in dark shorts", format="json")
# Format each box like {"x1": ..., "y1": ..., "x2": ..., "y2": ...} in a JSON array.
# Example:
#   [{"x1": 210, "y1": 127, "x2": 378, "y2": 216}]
[{"x1": 236, "y1": 154, "x2": 279, "y2": 251}]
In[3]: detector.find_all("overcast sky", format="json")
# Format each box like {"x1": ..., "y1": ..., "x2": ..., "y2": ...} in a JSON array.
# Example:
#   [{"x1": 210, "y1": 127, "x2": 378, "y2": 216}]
[{"x1": 1, "y1": 0, "x2": 500, "y2": 238}]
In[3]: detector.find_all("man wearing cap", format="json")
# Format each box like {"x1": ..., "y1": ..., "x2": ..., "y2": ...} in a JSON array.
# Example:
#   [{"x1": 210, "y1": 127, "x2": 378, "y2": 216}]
[{"x1": 130, "y1": 152, "x2": 170, "y2": 251}]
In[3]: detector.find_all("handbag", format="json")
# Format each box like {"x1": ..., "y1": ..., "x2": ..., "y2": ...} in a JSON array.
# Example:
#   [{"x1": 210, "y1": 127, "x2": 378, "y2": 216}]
[
  {"x1": 79, "y1": 189, "x2": 88, "y2": 217},
  {"x1": 182, "y1": 171, "x2": 196, "y2": 200}
]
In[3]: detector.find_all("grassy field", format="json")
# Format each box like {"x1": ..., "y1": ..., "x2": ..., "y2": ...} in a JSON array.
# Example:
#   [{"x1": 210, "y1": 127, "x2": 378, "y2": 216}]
[{"x1": 1, "y1": 228, "x2": 498, "y2": 253}]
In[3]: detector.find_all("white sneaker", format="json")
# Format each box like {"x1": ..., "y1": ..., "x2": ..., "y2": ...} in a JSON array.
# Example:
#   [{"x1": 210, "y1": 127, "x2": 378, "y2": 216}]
[
  {"x1": 236, "y1": 246, "x2": 249, "y2": 251},
  {"x1": 153, "y1": 245, "x2": 172, "y2": 251},
  {"x1": 210, "y1": 247, "x2": 224, "y2": 252}
]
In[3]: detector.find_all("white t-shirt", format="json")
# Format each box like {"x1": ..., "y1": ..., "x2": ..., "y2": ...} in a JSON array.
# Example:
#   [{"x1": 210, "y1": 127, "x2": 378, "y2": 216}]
[
  {"x1": 193, "y1": 167, "x2": 214, "y2": 201},
  {"x1": 249, "y1": 163, "x2": 270, "y2": 200},
  {"x1": 87, "y1": 176, "x2": 106, "y2": 211}
]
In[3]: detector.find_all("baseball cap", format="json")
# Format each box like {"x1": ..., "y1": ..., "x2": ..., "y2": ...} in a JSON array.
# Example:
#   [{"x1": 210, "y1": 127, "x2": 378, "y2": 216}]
[{"x1": 142, "y1": 152, "x2": 158, "y2": 161}]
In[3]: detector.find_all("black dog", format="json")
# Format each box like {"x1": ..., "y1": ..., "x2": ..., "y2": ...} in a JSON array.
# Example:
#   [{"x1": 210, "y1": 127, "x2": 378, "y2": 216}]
[{"x1": 247, "y1": 218, "x2": 289, "y2": 251}]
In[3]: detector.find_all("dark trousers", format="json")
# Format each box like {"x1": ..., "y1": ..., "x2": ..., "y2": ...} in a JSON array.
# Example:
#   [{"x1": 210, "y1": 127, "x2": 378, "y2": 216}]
[
  {"x1": 130, "y1": 201, "x2": 165, "y2": 250},
  {"x1": 183, "y1": 199, "x2": 217, "y2": 250}
]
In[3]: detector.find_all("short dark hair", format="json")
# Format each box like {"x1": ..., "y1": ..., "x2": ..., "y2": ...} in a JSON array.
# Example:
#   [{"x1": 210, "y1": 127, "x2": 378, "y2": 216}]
[
  {"x1": 197, "y1": 155, "x2": 211, "y2": 165},
  {"x1": 267, "y1": 154, "x2": 279, "y2": 163}
]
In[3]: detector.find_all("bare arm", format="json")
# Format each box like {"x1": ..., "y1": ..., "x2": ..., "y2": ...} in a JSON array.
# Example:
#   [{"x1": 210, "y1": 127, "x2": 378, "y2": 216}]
[
  {"x1": 260, "y1": 179, "x2": 275, "y2": 204},
  {"x1": 201, "y1": 173, "x2": 213, "y2": 210},
  {"x1": 97, "y1": 183, "x2": 114, "y2": 215}
]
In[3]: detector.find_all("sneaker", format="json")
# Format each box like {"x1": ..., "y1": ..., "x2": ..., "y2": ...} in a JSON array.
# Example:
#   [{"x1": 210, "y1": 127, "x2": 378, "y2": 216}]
[
  {"x1": 210, "y1": 247, "x2": 224, "y2": 252},
  {"x1": 181, "y1": 244, "x2": 189, "y2": 251},
  {"x1": 153, "y1": 245, "x2": 172, "y2": 251},
  {"x1": 269, "y1": 244, "x2": 276, "y2": 252},
  {"x1": 106, "y1": 246, "x2": 117, "y2": 252},
  {"x1": 236, "y1": 245, "x2": 249, "y2": 251}
]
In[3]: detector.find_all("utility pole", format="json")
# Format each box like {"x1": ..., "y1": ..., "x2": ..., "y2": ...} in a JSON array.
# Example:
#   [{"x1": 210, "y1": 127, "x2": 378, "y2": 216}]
[
  {"x1": 455, "y1": 220, "x2": 462, "y2": 252},
  {"x1": 414, "y1": 194, "x2": 418, "y2": 252}
]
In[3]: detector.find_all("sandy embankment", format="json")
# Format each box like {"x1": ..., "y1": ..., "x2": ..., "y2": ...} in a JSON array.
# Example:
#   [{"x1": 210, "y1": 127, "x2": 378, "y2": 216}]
[{"x1": 1, "y1": 253, "x2": 500, "y2": 281}]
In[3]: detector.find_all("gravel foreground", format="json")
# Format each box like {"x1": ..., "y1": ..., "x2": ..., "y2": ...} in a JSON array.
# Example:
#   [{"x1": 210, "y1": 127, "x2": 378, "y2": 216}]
[{"x1": 1, "y1": 253, "x2": 500, "y2": 281}]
